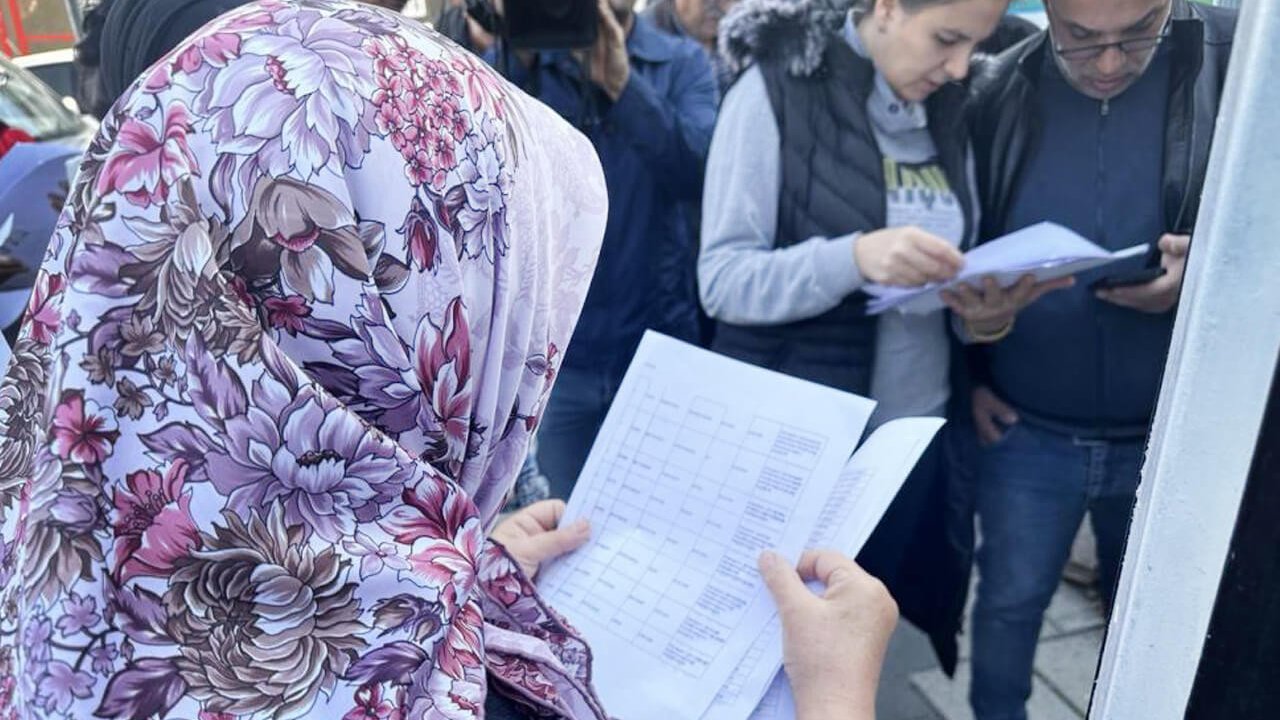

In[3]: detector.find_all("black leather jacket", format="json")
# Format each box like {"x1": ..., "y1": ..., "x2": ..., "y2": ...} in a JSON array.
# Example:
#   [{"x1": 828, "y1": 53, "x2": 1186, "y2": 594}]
[
  {"x1": 969, "y1": 0, "x2": 1237, "y2": 242},
  {"x1": 927, "y1": 0, "x2": 1239, "y2": 678}
]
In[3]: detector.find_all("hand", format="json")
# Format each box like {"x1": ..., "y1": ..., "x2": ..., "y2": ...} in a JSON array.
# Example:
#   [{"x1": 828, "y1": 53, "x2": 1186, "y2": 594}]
[
  {"x1": 972, "y1": 385, "x2": 1018, "y2": 446},
  {"x1": 942, "y1": 274, "x2": 1075, "y2": 337},
  {"x1": 759, "y1": 550, "x2": 897, "y2": 720},
  {"x1": 465, "y1": 15, "x2": 495, "y2": 53},
  {"x1": 489, "y1": 500, "x2": 590, "y2": 578},
  {"x1": 854, "y1": 226, "x2": 965, "y2": 287},
  {"x1": 1095, "y1": 234, "x2": 1190, "y2": 314},
  {"x1": 589, "y1": 0, "x2": 631, "y2": 101}
]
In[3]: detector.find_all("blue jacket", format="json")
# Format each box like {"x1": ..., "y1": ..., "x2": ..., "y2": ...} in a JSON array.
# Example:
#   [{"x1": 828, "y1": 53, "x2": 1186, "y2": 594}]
[{"x1": 488, "y1": 17, "x2": 718, "y2": 376}]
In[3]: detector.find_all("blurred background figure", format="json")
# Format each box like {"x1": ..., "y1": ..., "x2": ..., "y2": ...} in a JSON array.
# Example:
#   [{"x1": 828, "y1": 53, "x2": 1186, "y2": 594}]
[
  {"x1": 438, "y1": 0, "x2": 718, "y2": 500},
  {"x1": 644, "y1": 0, "x2": 738, "y2": 91},
  {"x1": 435, "y1": 0, "x2": 497, "y2": 53}
]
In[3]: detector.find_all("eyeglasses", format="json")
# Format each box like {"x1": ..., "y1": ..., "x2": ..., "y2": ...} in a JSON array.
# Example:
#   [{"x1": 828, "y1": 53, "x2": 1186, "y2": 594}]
[
  {"x1": 1045, "y1": 2, "x2": 1173, "y2": 63},
  {"x1": 1053, "y1": 30, "x2": 1170, "y2": 61}
]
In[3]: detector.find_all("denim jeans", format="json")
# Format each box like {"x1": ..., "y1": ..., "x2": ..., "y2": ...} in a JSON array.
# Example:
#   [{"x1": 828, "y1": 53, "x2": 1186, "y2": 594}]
[
  {"x1": 535, "y1": 364, "x2": 621, "y2": 500},
  {"x1": 970, "y1": 421, "x2": 1143, "y2": 720}
]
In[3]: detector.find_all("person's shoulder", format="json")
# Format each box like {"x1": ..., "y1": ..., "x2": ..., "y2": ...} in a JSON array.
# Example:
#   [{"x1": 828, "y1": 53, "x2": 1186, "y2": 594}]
[
  {"x1": 630, "y1": 14, "x2": 703, "y2": 65},
  {"x1": 720, "y1": 64, "x2": 768, "y2": 110},
  {"x1": 969, "y1": 33, "x2": 1042, "y2": 103},
  {"x1": 1188, "y1": 2, "x2": 1237, "y2": 48}
]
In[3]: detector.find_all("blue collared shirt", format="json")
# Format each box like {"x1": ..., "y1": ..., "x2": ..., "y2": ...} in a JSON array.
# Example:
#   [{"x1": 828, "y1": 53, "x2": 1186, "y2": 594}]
[{"x1": 486, "y1": 16, "x2": 718, "y2": 375}]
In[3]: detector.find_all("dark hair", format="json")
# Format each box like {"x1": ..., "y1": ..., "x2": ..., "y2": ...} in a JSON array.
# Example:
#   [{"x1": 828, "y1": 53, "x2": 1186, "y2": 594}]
[
  {"x1": 93, "y1": 0, "x2": 254, "y2": 113},
  {"x1": 854, "y1": 0, "x2": 970, "y2": 11},
  {"x1": 362, "y1": 0, "x2": 411, "y2": 10}
]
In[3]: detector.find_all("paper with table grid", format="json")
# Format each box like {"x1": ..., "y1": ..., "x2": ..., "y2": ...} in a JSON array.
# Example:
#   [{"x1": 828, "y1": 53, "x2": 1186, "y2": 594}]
[
  {"x1": 728, "y1": 417, "x2": 947, "y2": 720},
  {"x1": 537, "y1": 332, "x2": 876, "y2": 720}
]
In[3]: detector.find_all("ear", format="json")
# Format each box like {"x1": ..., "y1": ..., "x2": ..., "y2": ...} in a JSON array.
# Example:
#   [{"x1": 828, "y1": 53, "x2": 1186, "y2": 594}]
[{"x1": 872, "y1": 0, "x2": 899, "y2": 27}]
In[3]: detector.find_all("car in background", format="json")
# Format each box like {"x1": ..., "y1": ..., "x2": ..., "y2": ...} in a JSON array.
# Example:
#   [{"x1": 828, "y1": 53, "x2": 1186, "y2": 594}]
[
  {"x1": 1009, "y1": 0, "x2": 1047, "y2": 26},
  {"x1": 0, "y1": 54, "x2": 96, "y2": 346},
  {"x1": 11, "y1": 48, "x2": 79, "y2": 108},
  {"x1": 0, "y1": 53, "x2": 93, "y2": 147}
]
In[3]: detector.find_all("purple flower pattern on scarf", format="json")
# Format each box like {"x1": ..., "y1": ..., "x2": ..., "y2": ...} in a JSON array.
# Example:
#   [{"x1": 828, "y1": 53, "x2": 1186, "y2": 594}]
[{"x1": 0, "y1": 1, "x2": 609, "y2": 718}]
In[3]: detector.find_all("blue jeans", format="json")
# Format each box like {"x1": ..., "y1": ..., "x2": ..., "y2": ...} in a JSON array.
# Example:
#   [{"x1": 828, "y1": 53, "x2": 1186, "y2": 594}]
[
  {"x1": 970, "y1": 422, "x2": 1143, "y2": 720},
  {"x1": 535, "y1": 365, "x2": 620, "y2": 500}
]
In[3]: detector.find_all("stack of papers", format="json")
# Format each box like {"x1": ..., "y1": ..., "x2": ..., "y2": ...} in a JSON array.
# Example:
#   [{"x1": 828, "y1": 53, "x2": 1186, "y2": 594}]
[
  {"x1": 864, "y1": 222, "x2": 1148, "y2": 315},
  {"x1": 536, "y1": 332, "x2": 943, "y2": 719}
]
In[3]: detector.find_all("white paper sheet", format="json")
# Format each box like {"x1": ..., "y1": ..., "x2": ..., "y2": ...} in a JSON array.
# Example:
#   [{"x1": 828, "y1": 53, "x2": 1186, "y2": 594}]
[
  {"x1": 703, "y1": 417, "x2": 946, "y2": 720},
  {"x1": 865, "y1": 222, "x2": 1148, "y2": 315},
  {"x1": 537, "y1": 332, "x2": 876, "y2": 720}
]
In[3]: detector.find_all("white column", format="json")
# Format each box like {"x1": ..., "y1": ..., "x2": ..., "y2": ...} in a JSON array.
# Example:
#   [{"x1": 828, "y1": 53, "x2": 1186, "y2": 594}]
[{"x1": 1091, "y1": 0, "x2": 1280, "y2": 717}]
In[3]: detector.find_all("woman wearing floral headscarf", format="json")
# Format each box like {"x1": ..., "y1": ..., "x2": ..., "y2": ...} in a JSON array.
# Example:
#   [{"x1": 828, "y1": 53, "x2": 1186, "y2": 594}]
[
  {"x1": 0, "y1": 1, "x2": 904, "y2": 718},
  {"x1": 0, "y1": 0, "x2": 616, "y2": 716}
]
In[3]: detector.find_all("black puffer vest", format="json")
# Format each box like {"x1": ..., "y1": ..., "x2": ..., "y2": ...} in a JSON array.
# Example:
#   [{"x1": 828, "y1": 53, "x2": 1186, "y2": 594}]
[{"x1": 712, "y1": 37, "x2": 975, "y2": 395}]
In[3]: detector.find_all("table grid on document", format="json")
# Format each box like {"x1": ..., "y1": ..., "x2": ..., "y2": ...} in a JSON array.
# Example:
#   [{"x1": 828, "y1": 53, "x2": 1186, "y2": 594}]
[{"x1": 545, "y1": 375, "x2": 828, "y2": 680}]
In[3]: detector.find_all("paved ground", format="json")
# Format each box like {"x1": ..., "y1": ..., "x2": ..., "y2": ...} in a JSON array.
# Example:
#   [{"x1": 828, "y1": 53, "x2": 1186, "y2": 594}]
[{"x1": 874, "y1": 578, "x2": 1106, "y2": 720}]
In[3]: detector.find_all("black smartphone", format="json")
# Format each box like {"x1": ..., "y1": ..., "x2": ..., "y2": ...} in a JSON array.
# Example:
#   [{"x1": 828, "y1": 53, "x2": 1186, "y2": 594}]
[{"x1": 1090, "y1": 266, "x2": 1167, "y2": 291}]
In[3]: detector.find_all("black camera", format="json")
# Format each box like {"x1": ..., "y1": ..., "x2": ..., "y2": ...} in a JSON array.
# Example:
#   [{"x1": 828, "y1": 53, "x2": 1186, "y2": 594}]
[{"x1": 467, "y1": 0, "x2": 599, "y2": 50}]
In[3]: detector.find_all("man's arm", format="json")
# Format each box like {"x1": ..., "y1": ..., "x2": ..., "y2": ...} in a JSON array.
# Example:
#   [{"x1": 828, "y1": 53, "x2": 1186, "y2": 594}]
[{"x1": 603, "y1": 42, "x2": 718, "y2": 200}]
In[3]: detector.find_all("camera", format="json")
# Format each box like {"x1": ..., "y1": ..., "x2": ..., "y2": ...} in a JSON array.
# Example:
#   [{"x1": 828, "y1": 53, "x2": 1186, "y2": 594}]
[{"x1": 466, "y1": 0, "x2": 599, "y2": 50}]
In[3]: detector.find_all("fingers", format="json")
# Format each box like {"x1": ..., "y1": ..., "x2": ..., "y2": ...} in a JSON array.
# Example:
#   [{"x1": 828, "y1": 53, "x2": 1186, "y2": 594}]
[
  {"x1": 856, "y1": 227, "x2": 962, "y2": 286},
  {"x1": 952, "y1": 283, "x2": 984, "y2": 309},
  {"x1": 974, "y1": 413, "x2": 1004, "y2": 445},
  {"x1": 521, "y1": 516, "x2": 591, "y2": 564},
  {"x1": 1001, "y1": 275, "x2": 1036, "y2": 307},
  {"x1": 794, "y1": 549, "x2": 858, "y2": 589},
  {"x1": 759, "y1": 550, "x2": 812, "y2": 615},
  {"x1": 973, "y1": 387, "x2": 1016, "y2": 445},
  {"x1": 910, "y1": 232, "x2": 965, "y2": 276},
  {"x1": 596, "y1": 0, "x2": 624, "y2": 39},
  {"x1": 889, "y1": 264, "x2": 928, "y2": 287},
  {"x1": 1158, "y1": 234, "x2": 1190, "y2": 258},
  {"x1": 1030, "y1": 275, "x2": 1075, "y2": 299},
  {"x1": 988, "y1": 393, "x2": 1019, "y2": 425},
  {"x1": 940, "y1": 291, "x2": 965, "y2": 315},
  {"x1": 941, "y1": 288, "x2": 980, "y2": 318},
  {"x1": 1095, "y1": 273, "x2": 1175, "y2": 310},
  {"x1": 1094, "y1": 286, "x2": 1140, "y2": 309},
  {"x1": 796, "y1": 552, "x2": 895, "y2": 621},
  {"x1": 899, "y1": 254, "x2": 948, "y2": 285},
  {"x1": 1025, "y1": 277, "x2": 1072, "y2": 305},
  {"x1": 903, "y1": 231, "x2": 962, "y2": 283},
  {"x1": 983, "y1": 274, "x2": 1074, "y2": 311},
  {"x1": 516, "y1": 499, "x2": 568, "y2": 533}
]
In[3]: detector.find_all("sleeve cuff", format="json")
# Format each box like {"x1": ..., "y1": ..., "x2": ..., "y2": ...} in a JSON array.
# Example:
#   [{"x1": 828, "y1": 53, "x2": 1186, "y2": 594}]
[{"x1": 809, "y1": 233, "x2": 865, "y2": 298}]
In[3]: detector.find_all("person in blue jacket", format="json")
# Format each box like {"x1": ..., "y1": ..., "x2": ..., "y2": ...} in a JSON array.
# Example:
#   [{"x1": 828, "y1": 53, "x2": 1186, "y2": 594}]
[{"x1": 483, "y1": 0, "x2": 719, "y2": 499}]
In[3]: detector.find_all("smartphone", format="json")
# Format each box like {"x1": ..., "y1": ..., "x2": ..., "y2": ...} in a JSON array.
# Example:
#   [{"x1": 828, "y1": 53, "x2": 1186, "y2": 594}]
[{"x1": 1090, "y1": 266, "x2": 1167, "y2": 291}]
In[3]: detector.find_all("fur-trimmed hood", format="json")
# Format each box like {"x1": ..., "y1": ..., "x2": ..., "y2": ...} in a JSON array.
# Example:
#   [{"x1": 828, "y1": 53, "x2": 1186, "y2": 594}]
[{"x1": 718, "y1": 0, "x2": 857, "y2": 80}]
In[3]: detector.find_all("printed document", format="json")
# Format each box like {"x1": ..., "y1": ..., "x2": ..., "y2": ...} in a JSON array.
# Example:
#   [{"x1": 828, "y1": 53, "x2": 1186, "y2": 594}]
[
  {"x1": 537, "y1": 332, "x2": 875, "y2": 720},
  {"x1": 865, "y1": 222, "x2": 1148, "y2": 315},
  {"x1": 708, "y1": 418, "x2": 946, "y2": 720}
]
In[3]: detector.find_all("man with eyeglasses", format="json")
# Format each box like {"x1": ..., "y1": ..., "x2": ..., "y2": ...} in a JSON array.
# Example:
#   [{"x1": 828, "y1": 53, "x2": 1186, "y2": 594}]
[{"x1": 957, "y1": 1, "x2": 1237, "y2": 719}]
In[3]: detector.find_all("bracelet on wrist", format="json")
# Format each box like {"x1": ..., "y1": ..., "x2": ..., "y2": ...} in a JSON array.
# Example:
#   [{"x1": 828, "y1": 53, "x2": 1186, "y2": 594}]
[{"x1": 966, "y1": 317, "x2": 1015, "y2": 343}]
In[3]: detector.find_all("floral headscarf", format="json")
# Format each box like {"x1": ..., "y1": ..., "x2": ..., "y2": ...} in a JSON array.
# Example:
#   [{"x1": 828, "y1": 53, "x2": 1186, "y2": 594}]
[{"x1": 0, "y1": 1, "x2": 611, "y2": 718}]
